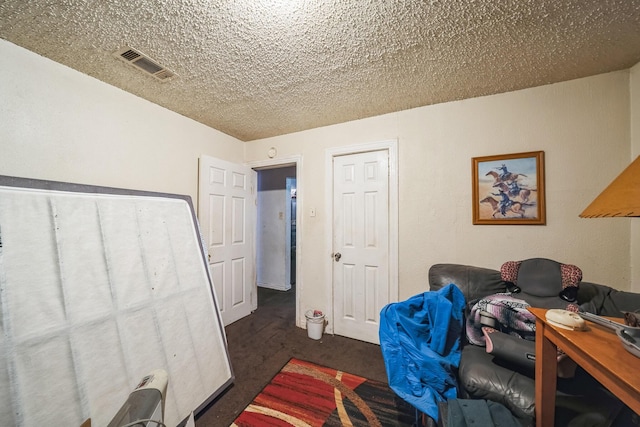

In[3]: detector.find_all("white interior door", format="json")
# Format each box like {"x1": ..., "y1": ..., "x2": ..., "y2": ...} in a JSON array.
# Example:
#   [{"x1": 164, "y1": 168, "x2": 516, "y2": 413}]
[
  {"x1": 332, "y1": 149, "x2": 390, "y2": 344},
  {"x1": 198, "y1": 155, "x2": 257, "y2": 326}
]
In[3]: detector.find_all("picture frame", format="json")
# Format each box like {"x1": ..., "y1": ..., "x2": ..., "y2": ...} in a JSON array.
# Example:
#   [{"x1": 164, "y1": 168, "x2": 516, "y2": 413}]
[{"x1": 472, "y1": 151, "x2": 546, "y2": 225}]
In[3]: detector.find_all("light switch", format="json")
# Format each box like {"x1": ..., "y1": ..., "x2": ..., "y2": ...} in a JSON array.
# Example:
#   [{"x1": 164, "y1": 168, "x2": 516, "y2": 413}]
[{"x1": 310, "y1": 207, "x2": 316, "y2": 217}]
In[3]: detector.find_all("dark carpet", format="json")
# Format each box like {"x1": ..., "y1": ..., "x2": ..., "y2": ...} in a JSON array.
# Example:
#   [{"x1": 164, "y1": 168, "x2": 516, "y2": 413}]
[{"x1": 195, "y1": 286, "x2": 392, "y2": 426}]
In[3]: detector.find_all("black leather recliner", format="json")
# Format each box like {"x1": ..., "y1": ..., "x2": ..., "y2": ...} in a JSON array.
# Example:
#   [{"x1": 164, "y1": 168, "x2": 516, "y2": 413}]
[{"x1": 428, "y1": 259, "x2": 640, "y2": 427}]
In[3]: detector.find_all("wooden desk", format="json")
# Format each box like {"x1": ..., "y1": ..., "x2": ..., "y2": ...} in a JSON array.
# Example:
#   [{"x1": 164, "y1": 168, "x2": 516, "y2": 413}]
[{"x1": 529, "y1": 307, "x2": 640, "y2": 427}]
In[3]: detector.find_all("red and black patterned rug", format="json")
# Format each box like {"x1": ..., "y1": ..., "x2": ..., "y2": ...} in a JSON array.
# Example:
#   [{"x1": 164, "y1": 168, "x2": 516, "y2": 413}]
[{"x1": 231, "y1": 358, "x2": 415, "y2": 427}]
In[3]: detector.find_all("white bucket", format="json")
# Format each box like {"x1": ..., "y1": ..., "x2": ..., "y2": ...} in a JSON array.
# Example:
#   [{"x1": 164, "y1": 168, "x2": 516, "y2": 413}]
[{"x1": 305, "y1": 310, "x2": 325, "y2": 340}]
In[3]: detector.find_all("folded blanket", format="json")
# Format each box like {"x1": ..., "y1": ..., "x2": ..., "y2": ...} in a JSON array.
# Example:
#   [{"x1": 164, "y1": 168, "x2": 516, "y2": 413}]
[
  {"x1": 379, "y1": 283, "x2": 466, "y2": 422},
  {"x1": 466, "y1": 293, "x2": 536, "y2": 346}
]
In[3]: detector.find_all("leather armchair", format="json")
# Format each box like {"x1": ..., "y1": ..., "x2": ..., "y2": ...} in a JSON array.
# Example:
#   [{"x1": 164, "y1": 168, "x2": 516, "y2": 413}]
[{"x1": 428, "y1": 260, "x2": 640, "y2": 427}]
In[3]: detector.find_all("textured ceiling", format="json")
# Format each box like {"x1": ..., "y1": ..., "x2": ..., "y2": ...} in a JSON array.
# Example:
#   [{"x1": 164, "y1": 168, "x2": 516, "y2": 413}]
[{"x1": 1, "y1": 1, "x2": 640, "y2": 141}]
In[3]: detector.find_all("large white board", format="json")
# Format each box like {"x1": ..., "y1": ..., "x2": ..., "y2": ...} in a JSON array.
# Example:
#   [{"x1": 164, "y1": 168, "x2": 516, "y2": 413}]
[{"x1": 0, "y1": 177, "x2": 233, "y2": 426}]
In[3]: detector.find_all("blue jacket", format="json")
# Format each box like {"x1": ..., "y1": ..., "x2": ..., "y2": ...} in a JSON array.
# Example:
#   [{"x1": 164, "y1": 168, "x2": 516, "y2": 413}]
[{"x1": 379, "y1": 284, "x2": 466, "y2": 421}]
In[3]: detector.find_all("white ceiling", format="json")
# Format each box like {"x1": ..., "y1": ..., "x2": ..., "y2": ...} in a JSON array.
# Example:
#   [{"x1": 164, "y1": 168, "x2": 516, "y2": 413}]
[{"x1": 1, "y1": 1, "x2": 640, "y2": 141}]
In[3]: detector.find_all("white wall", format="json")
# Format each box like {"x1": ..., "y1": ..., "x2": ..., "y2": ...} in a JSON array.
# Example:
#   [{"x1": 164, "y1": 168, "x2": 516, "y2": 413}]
[
  {"x1": 3, "y1": 38, "x2": 636, "y2": 322},
  {"x1": 257, "y1": 189, "x2": 288, "y2": 290},
  {"x1": 256, "y1": 167, "x2": 296, "y2": 291},
  {"x1": 0, "y1": 40, "x2": 243, "y2": 204},
  {"x1": 631, "y1": 62, "x2": 640, "y2": 292},
  {"x1": 246, "y1": 70, "x2": 633, "y2": 323}
]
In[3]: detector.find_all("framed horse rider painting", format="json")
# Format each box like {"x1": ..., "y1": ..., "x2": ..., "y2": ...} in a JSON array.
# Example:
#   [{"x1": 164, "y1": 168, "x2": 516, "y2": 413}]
[{"x1": 472, "y1": 151, "x2": 546, "y2": 225}]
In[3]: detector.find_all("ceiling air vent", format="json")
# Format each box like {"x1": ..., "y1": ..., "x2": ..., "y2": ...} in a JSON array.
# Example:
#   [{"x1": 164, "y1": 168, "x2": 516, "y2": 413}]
[{"x1": 114, "y1": 47, "x2": 176, "y2": 82}]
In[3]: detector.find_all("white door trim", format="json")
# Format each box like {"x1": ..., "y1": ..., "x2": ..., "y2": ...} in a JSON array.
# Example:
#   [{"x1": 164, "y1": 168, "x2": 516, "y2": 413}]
[
  {"x1": 247, "y1": 155, "x2": 304, "y2": 328},
  {"x1": 324, "y1": 140, "x2": 399, "y2": 336}
]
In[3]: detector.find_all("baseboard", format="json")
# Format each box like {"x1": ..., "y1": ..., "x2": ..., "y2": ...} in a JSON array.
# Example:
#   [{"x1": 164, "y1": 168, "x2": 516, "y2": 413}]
[{"x1": 258, "y1": 282, "x2": 291, "y2": 291}]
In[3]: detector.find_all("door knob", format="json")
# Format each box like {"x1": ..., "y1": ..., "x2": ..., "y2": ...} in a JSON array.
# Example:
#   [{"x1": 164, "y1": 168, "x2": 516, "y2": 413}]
[{"x1": 334, "y1": 252, "x2": 342, "y2": 262}]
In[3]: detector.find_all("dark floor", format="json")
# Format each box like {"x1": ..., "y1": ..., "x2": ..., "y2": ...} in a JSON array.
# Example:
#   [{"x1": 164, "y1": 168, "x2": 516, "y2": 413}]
[{"x1": 195, "y1": 285, "x2": 390, "y2": 426}]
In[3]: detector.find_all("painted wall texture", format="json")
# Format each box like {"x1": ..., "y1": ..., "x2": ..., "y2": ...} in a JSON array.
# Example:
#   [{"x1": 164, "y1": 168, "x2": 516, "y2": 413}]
[
  {"x1": 631, "y1": 62, "x2": 640, "y2": 292},
  {"x1": 2, "y1": 38, "x2": 637, "y2": 332},
  {"x1": 0, "y1": 39, "x2": 243, "y2": 205},
  {"x1": 246, "y1": 69, "x2": 636, "y2": 328}
]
